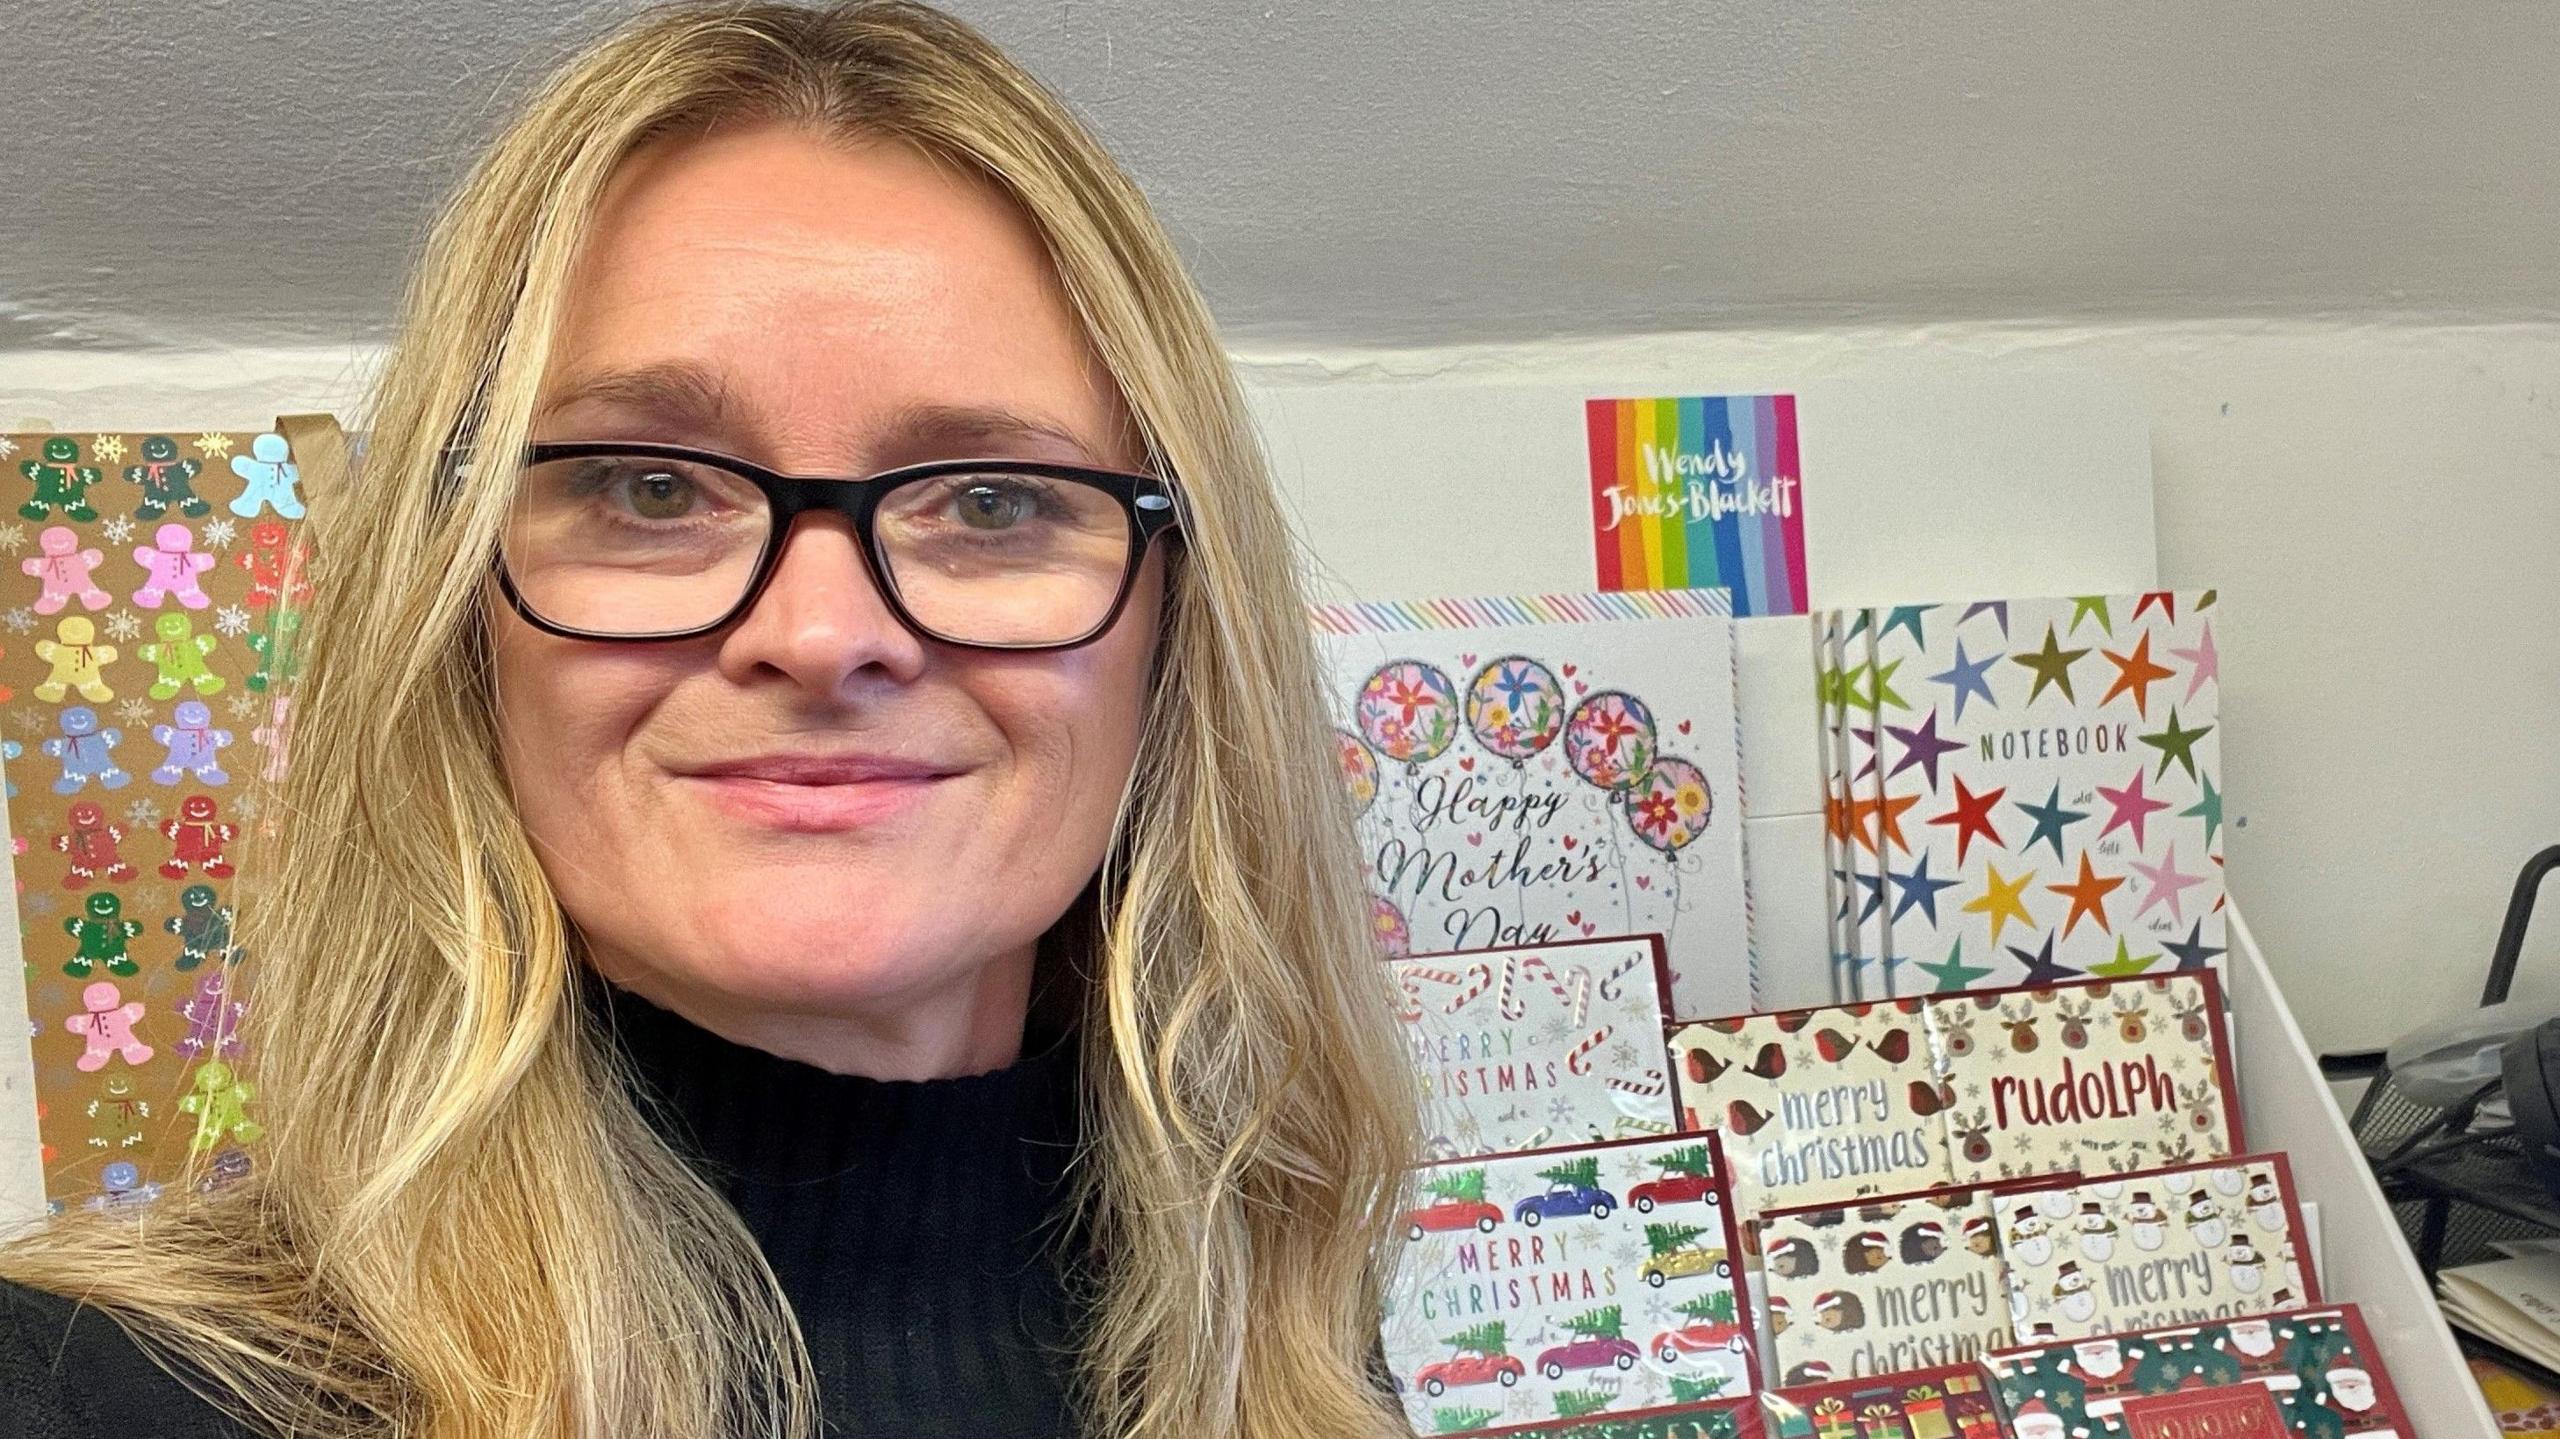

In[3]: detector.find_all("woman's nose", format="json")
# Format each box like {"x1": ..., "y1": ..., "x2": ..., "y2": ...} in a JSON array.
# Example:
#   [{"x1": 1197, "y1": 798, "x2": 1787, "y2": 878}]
[{"x1": 714, "y1": 512, "x2": 929, "y2": 694}]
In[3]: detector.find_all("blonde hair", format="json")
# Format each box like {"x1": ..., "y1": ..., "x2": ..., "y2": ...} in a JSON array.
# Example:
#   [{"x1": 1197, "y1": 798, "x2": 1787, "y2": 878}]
[{"x1": 0, "y1": 5, "x2": 1422, "y2": 1436}]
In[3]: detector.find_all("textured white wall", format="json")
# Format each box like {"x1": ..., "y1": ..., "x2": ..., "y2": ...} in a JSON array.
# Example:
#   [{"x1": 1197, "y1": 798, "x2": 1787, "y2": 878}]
[{"x1": 3, "y1": 317, "x2": 2553, "y2": 1053}]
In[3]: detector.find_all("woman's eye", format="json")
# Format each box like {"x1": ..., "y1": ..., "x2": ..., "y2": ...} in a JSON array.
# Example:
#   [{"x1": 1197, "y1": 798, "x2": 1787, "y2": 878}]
[
  {"x1": 955, "y1": 482, "x2": 1034, "y2": 530},
  {"x1": 617, "y1": 470, "x2": 696, "y2": 520}
]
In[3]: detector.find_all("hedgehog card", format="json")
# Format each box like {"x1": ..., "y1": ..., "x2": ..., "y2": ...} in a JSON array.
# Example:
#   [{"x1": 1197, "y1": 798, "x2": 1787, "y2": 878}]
[
  {"x1": 1381, "y1": 1133, "x2": 1759, "y2": 1436},
  {"x1": 1758, "y1": 1362, "x2": 2004, "y2": 1438},
  {"x1": 1393, "y1": 935, "x2": 1680, "y2": 1162},
  {"x1": 1985, "y1": 1305, "x2": 2406, "y2": 1438},
  {"x1": 1993, "y1": 1155, "x2": 2316, "y2": 1343},
  {"x1": 1666, "y1": 996, "x2": 1951, "y2": 1219},
  {"x1": 1751, "y1": 1186, "x2": 2011, "y2": 1388},
  {"x1": 1927, "y1": 972, "x2": 2239, "y2": 1184}
]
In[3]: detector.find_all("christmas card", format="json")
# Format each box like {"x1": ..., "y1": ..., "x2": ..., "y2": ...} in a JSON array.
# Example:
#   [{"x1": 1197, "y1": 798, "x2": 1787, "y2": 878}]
[
  {"x1": 1394, "y1": 935, "x2": 1680, "y2": 1160},
  {"x1": 1993, "y1": 1155, "x2": 2317, "y2": 1343},
  {"x1": 1314, "y1": 591, "x2": 1755, "y2": 1017},
  {"x1": 1473, "y1": 1397, "x2": 1758, "y2": 1439},
  {"x1": 1986, "y1": 1305, "x2": 2408, "y2": 1438},
  {"x1": 1857, "y1": 592, "x2": 2223, "y2": 996},
  {"x1": 1752, "y1": 1187, "x2": 2010, "y2": 1387},
  {"x1": 1384, "y1": 1133, "x2": 1760, "y2": 1435},
  {"x1": 1758, "y1": 1363, "x2": 2003, "y2": 1438},
  {"x1": 1928, "y1": 972, "x2": 2240, "y2": 1185},
  {"x1": 1665, "y1": 997, "x2": 1950, "y2": 1218}
]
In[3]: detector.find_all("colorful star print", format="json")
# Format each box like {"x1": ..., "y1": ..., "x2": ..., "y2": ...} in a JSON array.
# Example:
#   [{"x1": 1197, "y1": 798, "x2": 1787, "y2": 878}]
[
  {"x1": 1928, "y1": 775, "x2": 2008, "y2": 866},
  {"x1": 2139, "y1": 707, "x2": 2214, "y2": 782},
  {"x1": 2048, "y1": 853, "x2": 2125, "y2": 940},
  {"x1": 2099, "y1": 632, "x2": 2176, "y2": 717},
  {"x1": 2096, "y1": 769, "x2": 2173, "y2": 849},
  {"x1": 1962, "y1": 862, "x2": 2038, "y2": 946},
  {"x1": 1927, "y1": 637, "x2": 2003, "y2": 724},
  {"x1": 1886, "y1": 709, "x2": 1967, "y2": 792},
  {"x1": 2016, "y1": 782, "x2": 2090, "y2": 862},
  {"x1": 2011, "y1": 623, "x2": 2090, "y2": 706}
]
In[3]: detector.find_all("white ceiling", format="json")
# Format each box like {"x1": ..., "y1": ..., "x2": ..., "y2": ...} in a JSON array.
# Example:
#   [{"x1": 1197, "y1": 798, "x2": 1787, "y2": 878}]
[{"x1": 6, "y1": 1, "x2": 2555, "y2": 353}]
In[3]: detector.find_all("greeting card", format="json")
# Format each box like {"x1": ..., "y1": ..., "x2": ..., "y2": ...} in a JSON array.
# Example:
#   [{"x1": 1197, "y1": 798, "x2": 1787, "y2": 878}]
[
  {"x1": 1395, "y1": 936, "x2": 1680, "y2": 1160},
  {"x1": 1855, "y1": 592, "x2": 2223, "y2": 996},
  {"x1": 1993, "y1": 1156, "x2": 2316, "y2": 1342},
  {"x1": 1665, "y1": 997, "x2": 1949, "y2": 1218},
  {"x1": 1986, "y1": 1306, "x2": 2407, "y2": 1438},
  {"x1": 1753, "y1": 1187, "x2": 2010, "y2": 1387},
  {"x1": 1759, "y1": 1363, "x2": 2003, "y2": 1439},
  {"x1": 1385, "y1": 1134, "x2": 1758, "y2": 1435},
  {"x1": 1315, "y1": 591, "x2": 1754, "y2": 1017},
  {"x1": 1481, "y1": 1398, "x2": 1758, "y2": 1439},
  {"x1": 1929, "y1": 972, "x2": 2239, "y2": 1184}
]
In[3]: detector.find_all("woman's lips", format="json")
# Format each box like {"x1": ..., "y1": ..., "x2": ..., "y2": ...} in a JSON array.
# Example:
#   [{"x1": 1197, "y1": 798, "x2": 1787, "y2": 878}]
[{"x1": 675, "y1": 755, "x2": 962, "y2": 832}]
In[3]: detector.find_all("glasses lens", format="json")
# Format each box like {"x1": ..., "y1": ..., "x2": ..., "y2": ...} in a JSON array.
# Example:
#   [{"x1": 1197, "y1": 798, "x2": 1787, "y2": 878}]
[
  {"x1": 874, "y1": 469, "x2": 1134, "y2": 646},
  {"x1": 502, "y1": 453, "x2": 770, "y2": 635}
]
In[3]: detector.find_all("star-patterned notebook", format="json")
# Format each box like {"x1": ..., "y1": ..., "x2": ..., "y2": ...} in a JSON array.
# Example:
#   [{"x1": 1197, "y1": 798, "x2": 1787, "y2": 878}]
[
  {"x1": 1985, "y1": 1305, "x2": 2407, "y2": 1438},
  {"x1": 1823, "y1": 592, "x2": 2223, "y2": 998},
  {"x1": 1394, "y1": 935, "x2": 1680, "y2": 1161},
  {"x1": 0, "y1": 420, "x2": 333, "y2": 1211}
]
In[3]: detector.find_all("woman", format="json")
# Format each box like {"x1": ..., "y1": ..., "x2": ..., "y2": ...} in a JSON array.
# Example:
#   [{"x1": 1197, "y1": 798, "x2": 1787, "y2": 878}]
[{"x1": 0, "y1": 4, "x2": 1421, "y2": 1437}]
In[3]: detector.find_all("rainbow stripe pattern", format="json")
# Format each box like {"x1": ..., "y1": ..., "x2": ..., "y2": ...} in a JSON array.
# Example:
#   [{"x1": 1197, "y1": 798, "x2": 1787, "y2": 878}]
[{"x1": 1586, "y1": 394, "x2": 1807, "y2": 617}]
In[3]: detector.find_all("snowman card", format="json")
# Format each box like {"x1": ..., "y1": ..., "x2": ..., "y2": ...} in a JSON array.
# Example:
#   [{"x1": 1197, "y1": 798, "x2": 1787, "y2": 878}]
[
  {"x1": 1993, "y1": 1155, "x2": 2317, "y2": 1343},
  {"x1": 1393, "y1": 935, "x2": 1680, "y2": 1162},
  {"x1": 1758, "y1": 1363, "x2": 2004, "y2": 1439},
  {"x1": 1665, "y1": 996, "x2": 1951, "y2": 1220},
  {"x1": 1751, "y1": 1186, "x2": 2011, "y2": 1388},
  {"x1": 1928, "y1": 972, "x2": 2240, "y2": 1185},
  {"x1": 1313, "y1": 591, "x2": 1754, "y2": 1018},
  {"x1": 1986, "y1": 1305, "x2": 2407, "y2": 1438},
  {"x1": 1382, "y1": 1133, "x2": 1759, "y2": 1435}
]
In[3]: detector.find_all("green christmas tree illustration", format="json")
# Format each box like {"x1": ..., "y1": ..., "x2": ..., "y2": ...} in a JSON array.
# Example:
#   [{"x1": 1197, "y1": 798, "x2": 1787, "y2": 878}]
[
  {"x1": 1560, "y1": 1304, "x2": 1624, "y2": 1341},
  {"x1": 1538, "y1": 1156, "x2": 1602, "y2": 1190},
  {"x1": 1668, "y1": 1373, "x2": 1732, "y2": 1403},
  {"x1": 1645, "y1": 1221, "x2": 1712, "y2": 1257},
  {"x1": 1673, "y1": 1290, "x2": 1735, "y2": 1325},
  {"x1": 1553, "y1": 1389, "x2": 1615, "y2": 1419},
  {"x1": 1434, "y1": 1408, "x2": 1501, "y2": 1435},
  {"x1": 1426, "y1": 1168, "x2": 1489, "y2": 1204},
  {"x1": 1441, "y1": 1321, "x2": 1509, "y2": 1358},
  {"x1": 1648, "y1": 1143, "x2": 1716, "y2": 1178}
]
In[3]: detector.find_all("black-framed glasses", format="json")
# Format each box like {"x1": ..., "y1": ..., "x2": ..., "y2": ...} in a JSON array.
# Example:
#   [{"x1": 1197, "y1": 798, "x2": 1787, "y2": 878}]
[{"x1": 492, "y1": 441, "x2": 1183, "y2": 651}]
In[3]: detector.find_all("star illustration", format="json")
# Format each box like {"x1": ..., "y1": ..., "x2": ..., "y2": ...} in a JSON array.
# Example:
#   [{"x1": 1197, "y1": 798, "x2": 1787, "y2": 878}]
[
  {"x1": 1816, "y1": 662, "x2": 1845, "y2": 710},
  {"x1": 1919, "y1": 938, "x2": 1995, "y2": 992},
  {"x1": 2139, "y1": 707, "x2": 2215, "y2": 782},
  {"x1": 2130, "y1": 844, "x2": 2208, "y2": 923},
  {"x1": 1855, "y1": 869, "x2": 1889, "y2": 923},
  {"x1": 2007, "y1": 934, "x2": 2082, "y2": 987},
  {"x1": 2068, "y1": 595, "x2": 2114, "y2": 636},
  {"x1": 2096, "y1": 769, "x2": 2174, "y2": 848},
  {"x1": 1927, "y1": 639, "x2": 2003, "y2": 725},
  {"x1": 1845, "y1": 793, "x2": 1880, "y2": 855},
  {"x1": 1866, "y1": 658, "x2": 1909, "y2": 715},
  {"x1": 2100, "y1": 632, "x2": 2176, "y2": 717},
  {"x1": 1889, "y1": 853, "x2": 1961, "y2": 926},
  {"x1": 1849, "y1": 723, "x2": 1881, "y2": 782},
  {"x1": 2048, "y1": 853, "x2": 2125, "y2": 939},
  {"x1": 2088, "y1": 936, "x2": 2161, "y2": 978},
  {"x1": 2015, "y1": 782, "x2": 2090, "y2": 862},
  {"x1": 1880, "y1": 605, "x2": 1930, "y2": 650},
  {"x1": 1959, "y1": 600, "x2": 2011, "y2": 637},
  {"x1": 1873, "y1": 790, "x2": 1924, "y2": 856},
  {"x1": 2182, "y1": 775, "x2": 2224, "y2": 848},
  {"x1": 2162, "y1": 920, "x2": 2227, "y2": 972},
  {"x1": 1825, "y1": 787, "x2": 1853, "y2": 844},
  {"x1": 2132, "y1": 591, "x2": 2178, "y2": 625},
  {"x1": 2170, "y1": 620, "x2": 2219, "y2": 702},
  {"x1": 1838, "y1": 661, "x2": 1874, "y2": 714},
  {"x1": 1886, "y1": 709, "x2": 1966, "y2": 792},
  {"x1": 1928, "y1": 775, "x2": 2009, "y2": 866},
  {"x1": 1963, "y1": 862, "x2": 2039, "y2": 946},
  {"x1": 1830, "y1": 868, "x2": 1857, "y2": 922},
  {"x1": 2011, "y1": 624, "x2": 2090, "y2": 707}
]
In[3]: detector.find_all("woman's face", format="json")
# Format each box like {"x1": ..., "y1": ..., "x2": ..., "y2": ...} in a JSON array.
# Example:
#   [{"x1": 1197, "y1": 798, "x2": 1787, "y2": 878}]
[{"x1": 491, "y1": 122, "x2": 1164, "y2": 1076}]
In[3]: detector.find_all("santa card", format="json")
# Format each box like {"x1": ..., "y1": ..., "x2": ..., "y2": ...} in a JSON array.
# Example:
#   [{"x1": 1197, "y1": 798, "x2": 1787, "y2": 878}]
[
  {"x1": 1313, "y1": 591, "x2": 1755, "y2": 1017},
  {"x1": 1665, "y1": 996, "x2": 1950, "y2": 1219},
  {"x1": 1393, "y1": 936, "x2": 1680, "y2": 1161},
  {"x1": 1986, "y1": 1305, "x2": 2408, "y2": 1437},
  {"x1": 1383, "y1": 1133, "x2": 1759, "y2": 1435},
  {"x1": 1992, "y1": 1155, "x2": 2317, "y2": 1343},
  {"x1": 1758, "y1": 1362, "x2": 2003, "y2": 1438},
  {"x1": 1929, "y1": 972, "x2": 2240, "y2": 1184},
  {"x1": 1752, "y1": 1186, "x2": 2011, "y2": 1387}
]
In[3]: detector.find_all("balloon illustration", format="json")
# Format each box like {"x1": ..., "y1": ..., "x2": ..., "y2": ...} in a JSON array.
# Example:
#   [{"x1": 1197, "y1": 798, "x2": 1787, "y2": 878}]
[
  {"x1": 1367, "y1": 895, "x2": 1412, "y2": 957},
  {"x1": 1464, "y1": 656, "x2": 1566, "y2": 764},
  {"x1": 1563, "y1": 690, "x2": 1658, "y2": 792},
  {"x1": 1624, "y1": 756, "x2": 1713, "y2": 853},
  {"x1": 1335, "y1": 728, "x2": 1380, "y2": 815},
  {"x1": 1354, "y1": 660, "x2": 1459, "y2": 768}
]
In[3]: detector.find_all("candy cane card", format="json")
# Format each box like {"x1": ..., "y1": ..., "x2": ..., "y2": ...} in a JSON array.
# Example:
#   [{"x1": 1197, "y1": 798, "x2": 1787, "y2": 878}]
[
  {"x1": 1314, "y1": 591, "x2": 1753, "y2": 1018},
  {"x1": 1393, "y1": 935, "x2": 1679, "y2": 1161}
]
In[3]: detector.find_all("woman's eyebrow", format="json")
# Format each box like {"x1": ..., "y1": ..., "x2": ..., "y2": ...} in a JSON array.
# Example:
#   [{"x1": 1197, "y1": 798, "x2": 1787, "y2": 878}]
[
  {"x1": 880, "y1": 401, "x2": 1102, "y2": 463},
  {"x1": 537, "y1": 359, "x2": 746, "y2": 433}
]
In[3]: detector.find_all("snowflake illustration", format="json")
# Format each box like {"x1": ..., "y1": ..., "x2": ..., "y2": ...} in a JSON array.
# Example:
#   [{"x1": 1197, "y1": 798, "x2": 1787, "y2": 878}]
[
  {"x1": 213, "y1": 606, "x2": 251, "y2": 638},
  {"x1": 0, "y1": 437, "x2": 14, "y2": 461},
  {"x1": 1546, "y1": 1094, "x2": 1578, "y2": 1125},
  {"x1": 99, "y1": 516, "x2": 135, "y2": 545},
  {"x1": 235, "y1": 792, "x2": 263, "y2": 821},
  {"x1": 22, "y1": 894, "x2": 53, "y2": 918},
  {"x1": 1609, "y1": 1039, "x2": 1641, "y2": 1068},
  {"x1": 192, "y1": 433, "x2": 232, "y2": 460},
  {"x1": 1532, "y1": 1016, "x2": 1576, "y2": 1047},
  {"x1": 200, "y1": 518, "x2": 237, "y2": 549},
  {"x1": 92, "y1": 435, "x2": 127, "y2": 464},
  {"x1": 114, "y1": 699, "x2": 151, "y2": 726},
  {"x1": 132, "y1": 882, "x2": 172, "y2": 910},
  {"x1": 102, "y1": 611, "x2": 141, "y2": 641},
  {"x1": 123, "y1": 798, "x2": 162, "y2": 828},
  {"x1": 3, "y1": 609, "x2": 34, "y2": 635},
  {"x1": 0, "y1": 524, "x2": 25, "y2": 554},
  {"x1": 224, "y1": 694, "x2": 260, "y2": 721},
  {"x1": 10, "y1": 707, "x2": 49, "y2": 737}
]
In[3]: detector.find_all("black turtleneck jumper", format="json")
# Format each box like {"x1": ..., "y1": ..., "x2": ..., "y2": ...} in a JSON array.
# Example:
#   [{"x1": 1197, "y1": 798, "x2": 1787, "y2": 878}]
[{"x1": 0, "y1": 975, "x2": 1090, "y2": 1438}]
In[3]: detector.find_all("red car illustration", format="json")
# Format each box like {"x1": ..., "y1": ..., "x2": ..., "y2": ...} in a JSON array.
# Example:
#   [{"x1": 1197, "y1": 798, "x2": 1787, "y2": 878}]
[
  {"x1": 1536, "y1": 1335, "x2": 1641, "y2": 1380},
  {"x1": 1652, "y1": 1319, "x2": 1748, "y2": 1364},
  {"x1": 1628, "y1": 1171, "x2": 1722, "y2": 1212},
  {"x1": 1402, "y1": 1195, "x2": 1502, "y2": 1240},
  {"x1": 1414, "y1": 1352, "x2": 1524, "y2": 1396}
]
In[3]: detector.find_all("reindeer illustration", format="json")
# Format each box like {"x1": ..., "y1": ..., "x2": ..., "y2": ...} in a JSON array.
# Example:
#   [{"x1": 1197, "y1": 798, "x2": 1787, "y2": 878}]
[
  {"x1": 2178, "y1": 1078, "x2": 2225, "y2": 1139},
  {"x1": 1997, "y1": 998, "x2": 2041, "y2": 1054},
  {"x1": 2056, "y1": 993, "x2": 2096, "y2": 1051},
  {"x1": 1936, "y1": 1003, "x2": 1978, "y2": 1060},
  {"x1": 1953, "y1": 1107, "x2": 1995, "y2": 1168},
  {"x1": 2110, "y1": 985, "x2": 2152, "y2": 1043},
  {"x1": 2173, "y1": 992, "x2": 2212, "y2": 1044}
]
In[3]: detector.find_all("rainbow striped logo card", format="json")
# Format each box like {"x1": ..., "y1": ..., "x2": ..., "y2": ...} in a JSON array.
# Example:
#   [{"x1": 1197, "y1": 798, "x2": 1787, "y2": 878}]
[{"x1": 1587, "y1": 395, "x2": 1808, "y2": 617}]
